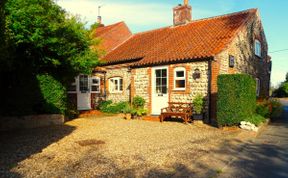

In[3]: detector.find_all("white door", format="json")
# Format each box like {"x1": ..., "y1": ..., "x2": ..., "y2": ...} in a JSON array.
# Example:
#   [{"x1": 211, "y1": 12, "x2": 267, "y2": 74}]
[
  {"x1": 77, "y1": 75, "x2": 91, "y2": 110},
  {"x1": 151, "y1": 66, "x2": 169, "y2": 115}
]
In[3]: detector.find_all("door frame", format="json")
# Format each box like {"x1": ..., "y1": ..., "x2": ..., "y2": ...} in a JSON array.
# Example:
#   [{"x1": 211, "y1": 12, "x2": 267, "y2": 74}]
[
  {"x1": 151, "y1": 66, "x2": 169, "y2": 115},
  {"x1": 77, "y1": 75, "x2": 92, "y2": 110}
]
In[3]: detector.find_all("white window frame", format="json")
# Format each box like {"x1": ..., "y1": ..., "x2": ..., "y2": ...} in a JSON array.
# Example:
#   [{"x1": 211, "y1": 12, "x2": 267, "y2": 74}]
[
  {"x1": 91, "y1": 77, "x2": 101, "y2": 93},
  {"x1": 255, "y1": 40, "x2": 262, "y2": 57},
  {"x1": 109, "y1": 77, "x2": 123, "y2": 93},
  {"x1": 174, "y1": 67, "x2": 186, "y2": 91},
  {"x1": 67, "y1": 77, "x2": 77, "y2": 94},
  {"x1": 256, "y1": 78, "x2": 261, "y2": 97}
]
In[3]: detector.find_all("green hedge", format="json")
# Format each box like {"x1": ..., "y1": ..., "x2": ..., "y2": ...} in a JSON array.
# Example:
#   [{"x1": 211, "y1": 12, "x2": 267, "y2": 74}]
[
  {"x1": 217, "y1": 74, "x2": 256, "y2": 127},
  {"x1": 37, "y1": 74, "x2": 67, "y2": 114}
]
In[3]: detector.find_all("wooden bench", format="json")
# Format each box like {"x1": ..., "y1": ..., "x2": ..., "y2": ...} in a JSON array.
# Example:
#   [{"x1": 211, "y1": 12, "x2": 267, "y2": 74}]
[{"x1": 160, "y1": 102, "x2": 193, "y2": 124}]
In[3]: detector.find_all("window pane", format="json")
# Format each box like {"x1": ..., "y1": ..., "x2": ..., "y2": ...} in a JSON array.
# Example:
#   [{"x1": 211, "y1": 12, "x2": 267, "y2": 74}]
[
  {"x1": 79, "y1": 75, "x2": 89, "y2": 92},
  {"x1": 156, "y1": 70, "x2": 161, "y2": 77},
  {"x1": 162, "y1": 86, "x2": 167, "y2": 94},
  {"x1": 162, "y1": 78, "x2": 167, "y2": 85},
  {"x1": 176, "y1": 71, "x2": 184, "y2": 78},
  {"x1": 176, "y1": 80, "x2": 185, "y2": 88},
  {"x1": 92, "y1": 86, "x2": 99, "y2": 92},
  {"x1": 162, "y1": 69, "x2": 167, "y2": 77},
  {"x1": 156, "y1": 78, "x2": 161, "y2": 87},
  {"x1": 92, "y1": 79, "x2": 99, "y2": 84},
  {"x1": 156, "y1": 86, "x2": 161, "y2": 93},
  {"x1": 120, "y1": 79, "x2": 123, "y2": 91}
]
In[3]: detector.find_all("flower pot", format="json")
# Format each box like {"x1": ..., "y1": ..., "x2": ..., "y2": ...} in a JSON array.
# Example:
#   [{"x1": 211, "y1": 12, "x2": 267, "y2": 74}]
[{"x1": 194, "y1": 114, "x2": 203, "y2": 121}]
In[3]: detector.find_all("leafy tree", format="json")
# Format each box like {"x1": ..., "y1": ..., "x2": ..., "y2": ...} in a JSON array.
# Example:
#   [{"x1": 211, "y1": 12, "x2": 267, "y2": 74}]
[
  {"x1": 4, "y1": 0, "x2": 99, "y2": 82},
  {"x1": 0, "y1": 0, "x2": 100, "y2": 116},
  {"x1": 286, "y1": 72, "x2": 288, "y2": 82}
]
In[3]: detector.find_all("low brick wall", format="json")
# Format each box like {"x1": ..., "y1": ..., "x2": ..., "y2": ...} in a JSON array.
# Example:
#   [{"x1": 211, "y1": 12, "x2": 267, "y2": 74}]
[{"x1": 0, "y1": 114, "x2": 65, "y2": 131}]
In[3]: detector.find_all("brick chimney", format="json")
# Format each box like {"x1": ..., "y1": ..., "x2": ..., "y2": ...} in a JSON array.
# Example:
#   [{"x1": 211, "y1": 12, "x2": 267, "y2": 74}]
[
  {"x1": 97, "y1": 16, "x2": 104, "y2": 27},
  {"x1": 173, "y1": 0, "x2": 192, "y2": 26}
]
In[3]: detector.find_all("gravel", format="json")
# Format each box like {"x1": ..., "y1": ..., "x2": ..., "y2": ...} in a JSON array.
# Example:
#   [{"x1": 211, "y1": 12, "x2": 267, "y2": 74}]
[{"x1": 0, "y1": 116, "x2": 238, "y2": 178}]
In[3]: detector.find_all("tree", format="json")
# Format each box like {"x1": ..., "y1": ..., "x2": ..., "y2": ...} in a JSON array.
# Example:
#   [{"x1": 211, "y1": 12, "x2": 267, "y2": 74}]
[
  {"x1": 286, "y1": 72, "x2": 288, "y2": 82},
  {"x1": 0, "y1": 0, "x2": 100, "y2": 116},
  {"x1": 4, "y1": 0, "x2": 99, "y2": 82}
]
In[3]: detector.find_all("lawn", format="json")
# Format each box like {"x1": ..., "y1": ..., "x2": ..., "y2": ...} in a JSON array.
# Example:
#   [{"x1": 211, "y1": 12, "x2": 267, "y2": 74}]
[{"x1": 0, "y1": 116, "x2": 241, "y2": 177}]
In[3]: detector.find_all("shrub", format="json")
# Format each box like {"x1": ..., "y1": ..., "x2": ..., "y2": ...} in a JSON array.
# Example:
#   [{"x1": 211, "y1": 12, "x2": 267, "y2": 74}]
[
  {"x1": 121, "y1": 104, "x2": 132, "y2": 114},
  {"x1": 256, "y1": 103, "x2": 270, "y2": 118},
  {"x1": 193, "y1": 94, "x2": 204, "y2": 114},
  {"x1": 132, "y1": 96, "x2": 145, "y2": 109},
  {"x1": 37, "y1": 74, "x2": 67, "y2": 114},
  {"x1": 217, "y1": 74, "x2": 256, "y2": 127},
  {"x1": 99, "y1": 100, "x2": 129, "y2": 114},
  {"x1": 270, "y1": 98, "x2": 283, "y2": 118},
  {"x1": 131, "y1": 108, "x2": 148, "y2": 117},
  {"x1": 244, "y1": 115, "x2": 266, "y2": 126},
  {"x1": 273, "y1": 82, "x2": 288, "y2": 97}
]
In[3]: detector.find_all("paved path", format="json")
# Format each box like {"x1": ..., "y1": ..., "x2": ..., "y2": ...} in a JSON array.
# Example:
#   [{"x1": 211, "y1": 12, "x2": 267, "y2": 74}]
[{"x1": 221, "y1": 99, "x2": 288, "y2": 178}]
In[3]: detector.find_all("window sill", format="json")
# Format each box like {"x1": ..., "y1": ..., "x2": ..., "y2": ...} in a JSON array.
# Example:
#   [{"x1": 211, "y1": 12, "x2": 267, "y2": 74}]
[
  {"x1": 109, "y1": 92, "x2": 124, "y2": 94},
  {"x1": 173, "y1": 88, "x2": 186, "y2": 91}
]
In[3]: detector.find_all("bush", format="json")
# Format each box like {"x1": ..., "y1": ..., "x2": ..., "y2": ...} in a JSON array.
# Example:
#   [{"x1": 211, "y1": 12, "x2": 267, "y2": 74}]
[
  {"x1": 217, "y1": 74, "x2": 256, "y2": 127},
  {"x1": 193, "y1": 94, "x2": 204, "y2": 114},
  {"x1": 270, "y1": 98, "x2": 283, "y2": 118},
  {"x1": 273, "y1": 82, "x2": 288, "y2": 97},
  {"x1": 256, "y1": 103, "x2": 270, "y2": 118},
  {"x1": 244, "y1": 115, "x2": 266, "y2": 126},
  {"x1": 37, "y1": 74, "x2": 67, "y2": 114},
  {"x1": 99, "y1": 100, "x2": 129, "y2": 114},
  {"x1": 132, "y1": 96, "x2": 145, "y2": 109}
]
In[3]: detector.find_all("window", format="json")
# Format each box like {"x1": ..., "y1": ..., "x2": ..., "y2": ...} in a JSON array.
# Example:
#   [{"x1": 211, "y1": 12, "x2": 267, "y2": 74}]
[
  {"x1": 229, "y1": 55, "x2": 235, "y2": 68},
  {"x1": 79, "y1": 75, "x2": 89, "y2": 93},
  {"x1": 68, "y1": 78, "x2": 77, "y2": 93},
  {"x1": 109, "y1": 77, "x2": 123, "y2": 93},
  {"x1": 155, "y1": 69, "x2": 168, "y2": 94},
  {"x1": 256, "y1": 78, "x2": 261, "y2": 97},
  {"x1": 255, "y1": 40, "x2": 262, "y2": 57},
  {"x1": 174, "y1": 67, "x2": 186, "y2": 90},
  {"x1": 91, "y1": 77, "x2": 100, "y2": 93}
]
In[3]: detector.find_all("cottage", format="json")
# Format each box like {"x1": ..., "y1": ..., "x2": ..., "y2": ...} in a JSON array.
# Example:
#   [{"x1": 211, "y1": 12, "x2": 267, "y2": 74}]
[{"x1": 68, "y1": 0, "x2": 271, "y2": 123}]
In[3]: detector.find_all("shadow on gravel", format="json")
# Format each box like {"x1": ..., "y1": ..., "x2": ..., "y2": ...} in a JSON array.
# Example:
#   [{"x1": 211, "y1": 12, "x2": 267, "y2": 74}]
[{"x1": 0, "y1": 125, "x2": 75, "y2": 177}]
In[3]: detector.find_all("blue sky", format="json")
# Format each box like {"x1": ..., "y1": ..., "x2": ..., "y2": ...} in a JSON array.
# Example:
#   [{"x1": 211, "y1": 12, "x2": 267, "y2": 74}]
[{"x1": 57, "y1": 0, "x2": 288, "y2": 86}]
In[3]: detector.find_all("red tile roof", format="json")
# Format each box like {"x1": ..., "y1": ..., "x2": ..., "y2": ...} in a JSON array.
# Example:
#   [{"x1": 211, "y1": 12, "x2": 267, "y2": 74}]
[
  {"x1": 93, "y1": 22, "x2": 132, "y2": 54},
  {"x1": 103, "y1": 9, "x2": 257, "y2": 66}
]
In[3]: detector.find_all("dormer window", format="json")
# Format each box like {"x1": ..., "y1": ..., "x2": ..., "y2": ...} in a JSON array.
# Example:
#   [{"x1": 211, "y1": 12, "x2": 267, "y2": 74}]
[{"x1": 255, "y1": 40, "x2": 262, "y2": 57}]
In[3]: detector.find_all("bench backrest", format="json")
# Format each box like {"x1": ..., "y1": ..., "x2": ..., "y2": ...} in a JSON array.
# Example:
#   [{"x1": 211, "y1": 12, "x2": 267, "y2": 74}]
[{"x1": 168, "y1": 102, "x2": 192, "y2": 114}]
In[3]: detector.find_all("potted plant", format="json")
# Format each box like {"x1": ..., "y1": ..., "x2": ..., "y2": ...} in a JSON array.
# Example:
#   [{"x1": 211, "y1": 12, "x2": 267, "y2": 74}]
[
  {"x1": 121, "y1": 105, "x2": 132, "y2": 120},
  {"x1": 193, "y1": 94, "x2": 204, "y2": 121}
]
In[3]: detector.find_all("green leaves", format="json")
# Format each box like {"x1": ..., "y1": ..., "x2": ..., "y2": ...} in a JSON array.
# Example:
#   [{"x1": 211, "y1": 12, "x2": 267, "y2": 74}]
[
  {"x1": 4, "y1": 0, "x2": 99, "y2": 77},
  {"x1": 217, "y1": 74, "x2": 257, "y2": 127},
  {"x1": 193, "y1": 94, "x2": 204, "y2": 114}
]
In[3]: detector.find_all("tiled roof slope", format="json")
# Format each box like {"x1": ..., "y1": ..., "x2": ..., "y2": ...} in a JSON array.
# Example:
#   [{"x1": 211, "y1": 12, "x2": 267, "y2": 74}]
[
  {"x1": 93, "y1": 22, "x2": 132, "y2": 53},
  {"x1": 103, "y1": 9, "x2": 257, "y2": 66}
]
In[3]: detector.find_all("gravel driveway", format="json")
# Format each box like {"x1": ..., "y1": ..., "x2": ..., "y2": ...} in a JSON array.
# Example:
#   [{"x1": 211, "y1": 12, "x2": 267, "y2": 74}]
[{"x1": 0, "y1": 116, "x2": 239, "y2": 178}]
